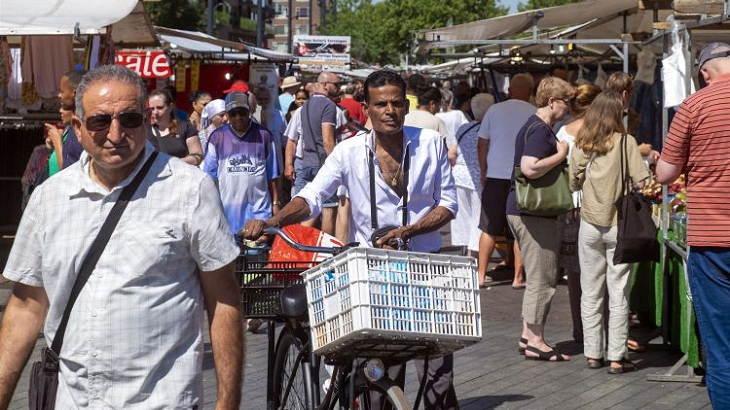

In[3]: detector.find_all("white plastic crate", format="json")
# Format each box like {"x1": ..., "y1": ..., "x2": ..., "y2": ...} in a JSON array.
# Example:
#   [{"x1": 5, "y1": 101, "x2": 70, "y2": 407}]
[{"x1": 301, "y1": 247, "x2": 482, "y2": 359}]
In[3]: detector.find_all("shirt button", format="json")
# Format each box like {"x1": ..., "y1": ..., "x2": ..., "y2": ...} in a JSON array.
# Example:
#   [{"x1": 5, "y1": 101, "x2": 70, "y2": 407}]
[
  {"x1": 92, "y1": 351, "x2": 98, "y2": 357},
  {"x1": 91, "y1": 311, "x2": 97, "y2": 317}
]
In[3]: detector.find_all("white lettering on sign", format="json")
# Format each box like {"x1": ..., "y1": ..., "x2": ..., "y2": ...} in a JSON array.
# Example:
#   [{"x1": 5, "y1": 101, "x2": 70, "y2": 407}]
[{"x1": 115, "y1": 51, "x2": 172, "y2": 78}]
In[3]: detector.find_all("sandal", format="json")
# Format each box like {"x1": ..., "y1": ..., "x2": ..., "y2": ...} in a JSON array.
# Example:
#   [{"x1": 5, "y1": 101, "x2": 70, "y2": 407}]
[
  {"x1": 518, "y1": 337, "x2": 528, "y2": 355},
  {"x1": 524, "y1": 345, "x2": 569, "y2": 362},
  {"x1": 586, "y1": 358, "x2": 604, "y2": 369},
  {"x1": 608, "y1": 358, "x2": 636, "y2": 374}
]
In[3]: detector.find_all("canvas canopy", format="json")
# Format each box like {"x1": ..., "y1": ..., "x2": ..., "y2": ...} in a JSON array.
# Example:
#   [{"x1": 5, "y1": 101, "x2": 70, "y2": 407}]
[{"x1": 0, "y1": 0, "x2": 138, "y2": 35}]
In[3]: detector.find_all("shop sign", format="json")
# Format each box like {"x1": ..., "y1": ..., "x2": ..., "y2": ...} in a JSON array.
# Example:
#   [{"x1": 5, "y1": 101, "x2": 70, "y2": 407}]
[{"x1": 115, "y1": 50, "x2": 172, "y2": 78}]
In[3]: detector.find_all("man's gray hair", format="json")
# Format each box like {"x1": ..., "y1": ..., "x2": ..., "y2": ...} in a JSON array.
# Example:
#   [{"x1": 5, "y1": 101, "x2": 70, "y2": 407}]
[{"x1": 75, "y1": 65, "x2": 147, "y2": 119}]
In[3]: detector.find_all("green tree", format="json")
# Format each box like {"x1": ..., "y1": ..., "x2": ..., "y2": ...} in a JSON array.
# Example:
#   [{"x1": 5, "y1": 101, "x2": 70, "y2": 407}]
[
  {"x1": 145, "y1": 0, "x2": 205, "y2": 31},
  {"x1": 320, "y1": 0, "x2": 508, "y2": 65},
  {"x1": 517, "y1": 0, "x2": 585, "y2": 12}
]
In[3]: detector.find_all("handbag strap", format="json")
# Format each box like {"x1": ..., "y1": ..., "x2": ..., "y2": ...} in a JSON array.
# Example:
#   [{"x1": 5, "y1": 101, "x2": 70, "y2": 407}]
[
  {"x1": 368, "y1": 142, "x2": 410, "y2": 230},
  {"x1": 619, "y1": 133, "x2": 630, "y2": 195},
  {"x1": 50, "y1": 151, "x2": 159, "y2": 356},
  {"x1": 456, "y1": 122, "x2": 480, "y2": 144}
]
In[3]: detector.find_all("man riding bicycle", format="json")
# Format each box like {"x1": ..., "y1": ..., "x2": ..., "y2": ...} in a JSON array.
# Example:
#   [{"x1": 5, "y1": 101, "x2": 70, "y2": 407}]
[{"x1": 243, "y1": 69, "x2": 460, "y2": 409}]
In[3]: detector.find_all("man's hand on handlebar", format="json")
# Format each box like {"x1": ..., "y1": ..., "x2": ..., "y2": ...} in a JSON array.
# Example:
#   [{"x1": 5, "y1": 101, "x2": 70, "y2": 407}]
[
  {"x1": 240, "y1": 219, "x2": 277, "y2": 243},
  {"x1": 376, "y1": 226, "x2": 411, "y2": 250}
]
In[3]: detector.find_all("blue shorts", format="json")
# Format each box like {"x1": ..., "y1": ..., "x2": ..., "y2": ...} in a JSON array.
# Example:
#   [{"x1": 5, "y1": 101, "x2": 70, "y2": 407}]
[{"x1": 292, "y1": 162, "x2": 338, "y2": 208}]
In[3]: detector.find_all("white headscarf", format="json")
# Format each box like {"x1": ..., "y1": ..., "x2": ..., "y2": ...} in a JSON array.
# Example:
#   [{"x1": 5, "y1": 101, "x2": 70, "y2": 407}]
[{"x1": 200, "y1": 99, "x2": 226, "y2": 130}]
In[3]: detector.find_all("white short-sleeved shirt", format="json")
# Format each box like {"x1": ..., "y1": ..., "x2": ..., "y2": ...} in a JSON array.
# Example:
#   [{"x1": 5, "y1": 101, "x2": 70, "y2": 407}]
[
  {"x1": 295, "y1": 127, "x2": 458, "y2": 252},
  {"x1": 3, "y1": 143, "x2": 239, "y2": 409},
  {"x1": 478, "y1": 99, "x2": 536, "y2": 180},
  {"x1": 404, "y1": 110, "x2": 449, "y2": 139}
]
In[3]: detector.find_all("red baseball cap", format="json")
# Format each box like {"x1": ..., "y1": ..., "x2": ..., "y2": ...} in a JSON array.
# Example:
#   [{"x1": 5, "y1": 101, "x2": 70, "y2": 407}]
[{"x1": 223, "y1": 80, "x2": 250, "y2": 94}]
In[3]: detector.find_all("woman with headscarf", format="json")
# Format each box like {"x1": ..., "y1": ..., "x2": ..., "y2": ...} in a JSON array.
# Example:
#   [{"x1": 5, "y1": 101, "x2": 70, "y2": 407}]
[{"x1": 198, "y1": 99, "x2": 228, "y2": 162}]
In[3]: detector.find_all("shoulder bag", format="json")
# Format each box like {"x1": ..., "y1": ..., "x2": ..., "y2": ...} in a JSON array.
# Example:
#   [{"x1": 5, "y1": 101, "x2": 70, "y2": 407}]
[
  {"x1": 613, "y1": 134, "x2": 659, "y2": 265},
  {"x1": 514, "y1": 122, "x2": 574, "y2": 217},
  {"x1": 368, "y1": 144, "x2": 410, "y2": 248},
  {"x1": 28, "y1": 152, "x2": 158, "y2": 410}
]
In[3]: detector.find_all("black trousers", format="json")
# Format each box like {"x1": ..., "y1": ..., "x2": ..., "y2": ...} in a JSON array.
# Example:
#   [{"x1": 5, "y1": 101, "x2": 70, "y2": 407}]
[{"x1": 366, "y1": 354, "x2": 459, "y2": 410}]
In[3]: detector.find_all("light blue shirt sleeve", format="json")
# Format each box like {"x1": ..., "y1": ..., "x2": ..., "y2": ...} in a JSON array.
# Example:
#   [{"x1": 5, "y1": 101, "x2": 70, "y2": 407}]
[
  {"x1": 203, "y1": 130, "x2": 220, "y2": 181},
  {"x1": 294, "y1": 144, "x2": 344, "y2": 219}
]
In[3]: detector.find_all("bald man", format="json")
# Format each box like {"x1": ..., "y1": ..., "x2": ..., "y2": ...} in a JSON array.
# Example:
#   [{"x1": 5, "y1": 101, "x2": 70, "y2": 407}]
[
  {"x1": 285, "y1": 71, "x2": 341, "y2": 235},
  {"x1": 656, "y1": 42, "x2": 730, "y2": 409},
  {"x1": 476, "y1": 73, "x2": 536, "y2": 288}
]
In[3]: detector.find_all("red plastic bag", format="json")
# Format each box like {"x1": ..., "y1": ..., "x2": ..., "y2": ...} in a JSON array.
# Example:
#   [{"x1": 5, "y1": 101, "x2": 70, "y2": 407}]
[{"x1": 267, "y1": 224, "x2": 343, "y2": 278}]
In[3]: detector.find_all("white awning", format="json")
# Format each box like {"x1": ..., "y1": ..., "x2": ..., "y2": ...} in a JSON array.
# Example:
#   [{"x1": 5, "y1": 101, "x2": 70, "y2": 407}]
[
  {"x1": 0, "y1": 0, "x2": 138, "y2": 35},
  {"x1": 155, "y1": 27, "x2": 295, "y2": 63},
  {"x1": 421, "y1": 0, "x2": 638, "y2": 44}
]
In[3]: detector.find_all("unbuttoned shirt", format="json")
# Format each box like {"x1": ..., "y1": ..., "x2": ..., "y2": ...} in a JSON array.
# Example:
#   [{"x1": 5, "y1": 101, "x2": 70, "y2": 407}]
[
  {"x1": 4, "y1": 143, "x2": 240, "y2": 409},
  {"x1": 295, "y1": 126, "x2": 458, "y2": 252}
]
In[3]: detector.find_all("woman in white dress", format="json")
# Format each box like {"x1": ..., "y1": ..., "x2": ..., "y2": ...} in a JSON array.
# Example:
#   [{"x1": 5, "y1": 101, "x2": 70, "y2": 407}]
[{"x1": 447, "y1": 93, "x2": 494, "y2": 255}]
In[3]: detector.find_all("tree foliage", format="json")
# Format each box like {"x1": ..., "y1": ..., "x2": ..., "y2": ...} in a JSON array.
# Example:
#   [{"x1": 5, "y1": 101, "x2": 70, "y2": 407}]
[
  {"x1": 517, "y1": 0, "x2": 585, "y2": 12},
  {"x1": 320, "y1": 0, "x2": 508, "y2": 66},
  {"x1": 145, "y1": 0, "x2": 205, "y2": 32}
]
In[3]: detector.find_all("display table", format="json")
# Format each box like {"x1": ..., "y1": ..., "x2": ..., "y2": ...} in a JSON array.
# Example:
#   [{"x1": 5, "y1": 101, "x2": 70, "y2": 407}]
[{"x1": 630, "y1": 230, "x2": 702, "y2": 382}]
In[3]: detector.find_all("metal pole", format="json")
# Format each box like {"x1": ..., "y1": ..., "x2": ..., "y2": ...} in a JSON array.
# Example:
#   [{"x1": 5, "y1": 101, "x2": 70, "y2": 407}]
[
  {"x1": 288, "y1": 0, "x2": 293, "y2": 53},
  {"x1": 256, "y1": 0, "x2": 264, "y2": 47},
  {"x1": 207, "y1": 0, "x2": 214, "y2": 35},
  {"x1": 309, "y1": 0, "x2": 313, "y2": 34}
]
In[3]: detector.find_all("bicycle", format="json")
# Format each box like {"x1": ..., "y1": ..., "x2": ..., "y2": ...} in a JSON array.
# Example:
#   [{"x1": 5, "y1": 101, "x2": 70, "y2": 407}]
[{"x1": 239, "y1": 226, "x2": 482, "y2": 410}]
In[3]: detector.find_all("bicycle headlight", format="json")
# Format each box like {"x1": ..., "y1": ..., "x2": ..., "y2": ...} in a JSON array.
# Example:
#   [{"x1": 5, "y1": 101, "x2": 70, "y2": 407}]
[{"x1": 363, "y1": 358, "x2": 385, "y2": 382}]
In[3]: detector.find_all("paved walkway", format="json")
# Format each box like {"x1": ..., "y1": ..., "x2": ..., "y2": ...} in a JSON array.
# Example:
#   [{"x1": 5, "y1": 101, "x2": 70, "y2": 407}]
[{"x1": 0, "y1": 232, "x2": 712, "y2": 409}]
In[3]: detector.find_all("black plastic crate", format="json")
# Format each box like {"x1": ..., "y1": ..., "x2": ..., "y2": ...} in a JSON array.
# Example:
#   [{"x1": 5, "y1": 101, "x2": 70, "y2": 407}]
[{"x1": 236, "y1": 251, "x2": 314, "y2": 319}]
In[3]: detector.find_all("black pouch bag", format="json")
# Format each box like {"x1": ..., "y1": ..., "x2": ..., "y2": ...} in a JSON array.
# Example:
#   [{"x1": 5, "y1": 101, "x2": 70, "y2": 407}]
[{"x1": 613, "y1": 135, "x2": 660, "y2": 265}]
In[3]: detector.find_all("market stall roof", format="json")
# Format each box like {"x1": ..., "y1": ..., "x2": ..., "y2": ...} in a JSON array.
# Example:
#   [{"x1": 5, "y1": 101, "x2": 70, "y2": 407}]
[
  {"x1": 111, "y1": 1, "x2": 159, "y2": 47},
  {"x1": 0, "y1": 0, "x2": 138, "y2": 35},
  {"x1": 420, "y1": 0, "x2": 638, "y2": 45},
  {"x1": 155, "y1": 26, "x2": 296, "y2": 63}
]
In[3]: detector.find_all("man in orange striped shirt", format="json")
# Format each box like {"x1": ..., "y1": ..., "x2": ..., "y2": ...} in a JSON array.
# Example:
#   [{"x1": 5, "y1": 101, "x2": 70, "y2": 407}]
[{"x1": 657, "y1": 42, "x2": 730, "y2": 409}]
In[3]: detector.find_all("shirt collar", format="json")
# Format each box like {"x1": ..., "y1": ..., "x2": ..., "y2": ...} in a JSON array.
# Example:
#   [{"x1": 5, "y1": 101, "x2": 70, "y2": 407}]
[
  {"x1": 75, "y1": 141, "x2": 166, "y2": 196},
  {"x1": 365, "y1": 128, "x2": 413, "y2": 155}
]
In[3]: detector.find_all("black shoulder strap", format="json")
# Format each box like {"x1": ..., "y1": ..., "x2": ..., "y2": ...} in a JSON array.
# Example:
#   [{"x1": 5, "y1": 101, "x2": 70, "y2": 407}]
[
  {"x1": 51, "y1": 151, "x2": 159, "y2": 355},
  {"x1": 368, "y1": 141, "x2": 410, "y2": 230},
  {"x1": 620, "y1": 133, "x2": 630, "y2": 195},
  {"x1": 456, "y1": 122, "x2": 480, "y2": 144}
]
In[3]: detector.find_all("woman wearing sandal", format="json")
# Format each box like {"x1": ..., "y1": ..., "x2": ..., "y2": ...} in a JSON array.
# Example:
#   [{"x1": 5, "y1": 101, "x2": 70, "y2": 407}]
[
  {"x1": 507, "y1": 77, "x2": 574, "y2": 362},
  {"x1": 569, "y1": 92, "x2": 649, "y2": 373}
]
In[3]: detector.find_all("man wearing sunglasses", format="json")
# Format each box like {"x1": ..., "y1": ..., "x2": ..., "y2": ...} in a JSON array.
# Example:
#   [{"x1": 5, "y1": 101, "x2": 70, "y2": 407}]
[
  {"x1": 203, "y1": 91, "x2": 281, "y2": 239},
  {"x1": 0, "y1": 65, "x2": 243, "y2": 409}
]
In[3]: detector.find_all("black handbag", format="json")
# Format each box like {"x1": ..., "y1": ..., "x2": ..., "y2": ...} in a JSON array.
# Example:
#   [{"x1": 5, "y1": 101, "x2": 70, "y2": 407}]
[
  {"x1": 29, "y1": 152, "x2": 158, "y2": 409},
  {"x1": 613, "y1": 135, "x2": 659, "y2": 265}
]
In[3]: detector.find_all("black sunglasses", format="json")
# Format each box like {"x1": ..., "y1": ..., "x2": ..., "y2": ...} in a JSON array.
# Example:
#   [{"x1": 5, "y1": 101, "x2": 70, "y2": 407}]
[{"x1": 84, "y1": 112, "x2": 144, "y2": 132}]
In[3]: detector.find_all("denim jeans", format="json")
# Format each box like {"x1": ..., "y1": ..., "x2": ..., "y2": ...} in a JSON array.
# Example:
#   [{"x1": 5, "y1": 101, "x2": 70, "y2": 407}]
[
  {"x1": 687, "y1": 247, "x2": 730, "y2": 409},
  {"x1": 291, "y1": 162, "x2": 338, "y2": 207}
]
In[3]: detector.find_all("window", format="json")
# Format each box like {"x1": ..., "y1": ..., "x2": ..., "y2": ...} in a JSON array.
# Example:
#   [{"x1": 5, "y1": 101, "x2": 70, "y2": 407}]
[
  {"x1": 296, "y1": 7, "x2": 308, "y2": 18},
  {"x1": 274, "y1": 24, "x2": 288, "y2": 35},
  {"x1": 296, "y1": 24, "x2": 309, "y2": 35}
]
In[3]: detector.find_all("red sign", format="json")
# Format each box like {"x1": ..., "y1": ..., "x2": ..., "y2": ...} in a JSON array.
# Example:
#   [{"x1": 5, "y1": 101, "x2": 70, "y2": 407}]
[{"x1": 115, "y1": 51, "x2": 172, "y2": 78}]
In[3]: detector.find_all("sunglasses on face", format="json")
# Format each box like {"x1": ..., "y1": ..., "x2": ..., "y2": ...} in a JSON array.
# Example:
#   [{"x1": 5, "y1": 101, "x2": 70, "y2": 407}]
[
  {"x1": 228, "y1": 108, "x2": 249, "y2": 117},
  {"x1": 84, "y1": 112, "x2": 144, "y2": 132}
]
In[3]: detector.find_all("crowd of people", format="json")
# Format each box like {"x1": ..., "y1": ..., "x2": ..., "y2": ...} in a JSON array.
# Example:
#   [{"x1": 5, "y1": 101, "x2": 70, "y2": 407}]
[{"x1": 2, "y1": 41, "x2": 730, "y2": 409}]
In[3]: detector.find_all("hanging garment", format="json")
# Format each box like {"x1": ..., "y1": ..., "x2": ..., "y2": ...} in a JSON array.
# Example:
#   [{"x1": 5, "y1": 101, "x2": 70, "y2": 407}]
[
  {"x1": 635, "y1": 47, "x2": 657, "y2": 84},
  {"x1": 595, "y1": 63, "x2": 608, "y2": 89}
]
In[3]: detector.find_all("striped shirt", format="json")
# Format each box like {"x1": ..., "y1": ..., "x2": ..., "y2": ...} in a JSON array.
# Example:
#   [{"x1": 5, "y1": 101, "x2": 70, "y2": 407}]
[{"x1": 661, "y1": 75, "x2": 730, "y2": 247}]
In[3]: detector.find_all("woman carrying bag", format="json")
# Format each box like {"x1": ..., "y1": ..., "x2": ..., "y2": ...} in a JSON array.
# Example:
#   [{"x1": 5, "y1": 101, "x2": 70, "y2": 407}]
[
  {"x1": 508, "y1": 77, "x2": 574, "y2": 362},
  {"x1": 569, "y1": 91, "x2": 649, "y2": 374}
]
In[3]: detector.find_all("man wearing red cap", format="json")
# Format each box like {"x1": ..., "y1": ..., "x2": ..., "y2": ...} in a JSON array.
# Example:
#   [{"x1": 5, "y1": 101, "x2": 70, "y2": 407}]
[{"x1": 223, "y1": 80, "x2": 250, "y2": 94}]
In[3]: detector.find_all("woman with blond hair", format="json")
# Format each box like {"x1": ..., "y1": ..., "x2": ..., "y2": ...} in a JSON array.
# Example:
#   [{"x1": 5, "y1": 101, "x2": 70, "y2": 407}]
[
  {"x1": 555, "y1": 83, "x2": 602, "y2": 343},
  {"x1": 508, "y1": 77, "x2": 574, "y2": 361},
  {"x1": 569, "y1": 91, "x2": 649, "y2": 373}
]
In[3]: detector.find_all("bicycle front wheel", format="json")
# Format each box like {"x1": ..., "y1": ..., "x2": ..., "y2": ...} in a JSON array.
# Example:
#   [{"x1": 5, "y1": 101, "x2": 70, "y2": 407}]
[{"x1": 272, "y1": 327, "x2": 311, "y2": 410}]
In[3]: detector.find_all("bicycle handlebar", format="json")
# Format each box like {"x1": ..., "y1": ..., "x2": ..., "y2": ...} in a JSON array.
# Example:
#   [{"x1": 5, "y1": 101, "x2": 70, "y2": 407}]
[{"x1": 260, "y1": 226, "x2": 355, "y2": 256}]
